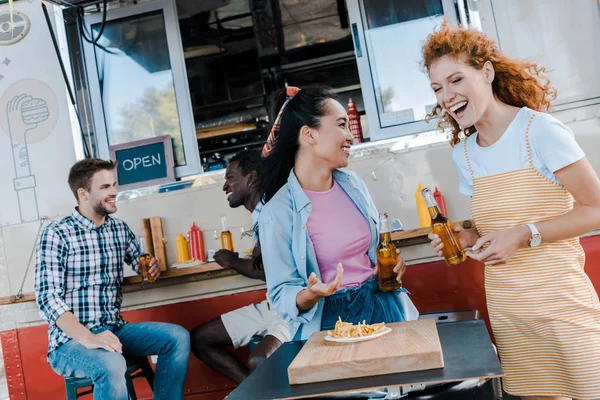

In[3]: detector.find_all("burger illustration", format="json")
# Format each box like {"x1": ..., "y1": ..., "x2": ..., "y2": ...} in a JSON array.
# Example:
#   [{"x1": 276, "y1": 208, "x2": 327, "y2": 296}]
[{"x1": 21, "y1": 97, "x2": 50, "y2": 125}]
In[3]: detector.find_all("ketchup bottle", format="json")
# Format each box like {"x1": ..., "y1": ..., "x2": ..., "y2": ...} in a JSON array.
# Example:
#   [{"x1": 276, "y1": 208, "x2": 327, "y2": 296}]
[
  {"x1": 347, "y1": 98, "x2": 364, "y2": 144},
  {"x1": 434, "y1": 187, "x2": 447, "y2": 216},
  {"x1": 188, "y1": 222, "x2": 206, "y2": 262}
]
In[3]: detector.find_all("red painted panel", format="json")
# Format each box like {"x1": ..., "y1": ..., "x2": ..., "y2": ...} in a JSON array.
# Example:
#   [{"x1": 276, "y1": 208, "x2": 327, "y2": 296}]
[
  {"x1": 5, "y1": 235, "x2": 600, "y2": 399},
  {"x1": 11, "y1": 290, "x2": 264, "y2": 399},
  {"x1": 403, "y1": 257, "x2": 490, "y2": 336},
  {"x1": 1, "y1": 330, "x2": 26, "y2": 400}
]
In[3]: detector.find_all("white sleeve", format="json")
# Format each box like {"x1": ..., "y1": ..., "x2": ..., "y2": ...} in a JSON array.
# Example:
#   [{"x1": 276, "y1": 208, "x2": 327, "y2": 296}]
[
  {"x1": 452, "y1": 144, "x2": 473, "y2": 196},
  {"x1": 530, "y1": 113, "x2": 585, "y2": 173}
]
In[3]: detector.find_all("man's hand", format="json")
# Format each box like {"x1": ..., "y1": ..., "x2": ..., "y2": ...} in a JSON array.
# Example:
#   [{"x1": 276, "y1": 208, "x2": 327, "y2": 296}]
[
  {"x1": 82, "y1": 330, "x2": 123, "y2": 353},
  {"x1": 307, "y1": 263, "x2": 344, "y2": 298},
  {"x1": 214, "y1": 249, "x2": 240, "y2": 268},
  {"x1": 149, "y1": 256, "x2": 160, "y2": 279}
]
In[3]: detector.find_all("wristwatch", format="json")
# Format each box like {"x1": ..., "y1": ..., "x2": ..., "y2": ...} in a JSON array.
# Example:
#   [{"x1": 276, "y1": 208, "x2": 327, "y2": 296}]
[{"x1": 526, "y1": 224, "x2": 542, "y2": 247}]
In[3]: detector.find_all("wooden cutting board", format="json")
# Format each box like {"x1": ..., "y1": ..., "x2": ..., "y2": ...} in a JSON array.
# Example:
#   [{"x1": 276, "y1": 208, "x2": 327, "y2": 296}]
[{"x1": 288, "y1": 319, "x2": 444, "y2": 385}]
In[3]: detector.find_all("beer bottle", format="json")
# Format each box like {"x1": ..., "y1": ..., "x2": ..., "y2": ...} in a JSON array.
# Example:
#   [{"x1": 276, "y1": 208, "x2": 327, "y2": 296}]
[
  {"x1": 138, "y1": 236, "x2": 156, "y2": 283},
  {"x1": 377, "y1": 212, "x2": 400, "y2": 292},
  {"x1": 422, "y1": 188, "x2": 466, "y2": 266},
  {"x1": 220, "y1": 215, "x2": 234, "y2": 252}
]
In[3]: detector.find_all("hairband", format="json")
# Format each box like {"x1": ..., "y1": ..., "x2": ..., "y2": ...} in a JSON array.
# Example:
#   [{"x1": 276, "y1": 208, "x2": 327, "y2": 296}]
[{"x1": 262, "y1": 86, "x2": 301, "y2": 158}]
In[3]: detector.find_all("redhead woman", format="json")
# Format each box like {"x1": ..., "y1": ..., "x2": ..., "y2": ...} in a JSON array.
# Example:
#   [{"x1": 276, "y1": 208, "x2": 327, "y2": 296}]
[{"x1": 424, "y1": 22, "x2": 600, "y2": 400}]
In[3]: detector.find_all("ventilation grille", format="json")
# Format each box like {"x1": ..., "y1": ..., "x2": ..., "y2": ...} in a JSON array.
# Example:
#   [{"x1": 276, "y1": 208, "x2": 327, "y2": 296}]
[{"x1": 0, "y1": 12, "x2": 30, "y2": 46}]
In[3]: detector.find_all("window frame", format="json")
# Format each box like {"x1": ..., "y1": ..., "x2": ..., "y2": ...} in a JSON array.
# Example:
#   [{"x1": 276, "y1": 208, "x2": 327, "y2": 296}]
[
  {"x1": 346, "y1": 0, "x2": 459, "y2": 141},
  {"x1": 81, "y1": 0, "x2": 200, "y2": 178}
]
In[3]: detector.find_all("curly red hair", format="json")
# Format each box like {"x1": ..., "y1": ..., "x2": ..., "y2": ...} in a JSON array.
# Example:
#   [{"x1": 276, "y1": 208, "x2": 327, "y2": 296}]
[{"x1": 422, "y1": 21, "x2": 556, "y2": 147}]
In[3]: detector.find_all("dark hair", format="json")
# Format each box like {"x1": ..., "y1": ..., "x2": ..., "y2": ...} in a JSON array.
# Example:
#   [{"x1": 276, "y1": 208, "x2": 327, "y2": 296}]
[
  {"x1": 259, "y1": 85, "x2": 337, "y2": 203},
  {"x1": 68, "y1": 158, "x2": 115, "y2": 202},
  {"x1": 229, "y1": 148, "x2": 263, "y2": 176}
]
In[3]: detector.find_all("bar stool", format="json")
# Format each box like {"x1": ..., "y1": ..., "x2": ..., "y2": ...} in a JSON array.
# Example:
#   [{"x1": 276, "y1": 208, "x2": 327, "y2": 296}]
[{"x1": 64, "y1": 356, "x2": 154, "y2": 400}]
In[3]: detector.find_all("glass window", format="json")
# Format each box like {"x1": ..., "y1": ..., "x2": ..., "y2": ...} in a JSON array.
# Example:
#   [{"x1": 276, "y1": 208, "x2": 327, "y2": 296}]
[
  {"x1": 280, "y1": 1, "x2": 350, "y2": 51},
  {"x1": 362, "y1": 0, "x2": 443, "y2": 128},
  {"x1": 92, "y1": 11, "x2": 186, "y2": 167},
  {"x1": 347, "y1": 0, "x2": 457, "y2": 141},
  {"x1": 487, "y1": 0, "x2": 600, "y2": 108},
  {"x1": 363, "y1": 0, "x2": 443, "y2": 28}
]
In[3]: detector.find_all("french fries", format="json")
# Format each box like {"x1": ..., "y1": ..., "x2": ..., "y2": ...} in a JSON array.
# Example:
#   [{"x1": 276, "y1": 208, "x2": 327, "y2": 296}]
[{"x1": 327, "y1": 317, "x2": 387, "y2": 338}]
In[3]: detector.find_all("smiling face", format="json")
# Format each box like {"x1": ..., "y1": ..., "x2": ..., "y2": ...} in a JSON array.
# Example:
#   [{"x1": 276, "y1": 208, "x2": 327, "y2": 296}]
[
  {"x1": 84, "y1": 169, "x2": 118, "y2": 216},
  {"x1": 310, "y1": 99, "x2": 354, "y2": 169},
  {"x1": 222, "y1": 160, "x2": 254, "y2": 208},
  {"x1": 428, "y1": 55, "x2": 495, "y2": 128}
]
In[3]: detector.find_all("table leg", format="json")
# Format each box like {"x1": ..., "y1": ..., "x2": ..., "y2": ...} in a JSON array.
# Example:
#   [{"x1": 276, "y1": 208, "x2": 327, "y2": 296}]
[
  {"x1": 383, "y1": 387, "x2": 403, "y2": 399},
  {"x1": 492, "y1": 377, "x2": 503, "y2": 400}
]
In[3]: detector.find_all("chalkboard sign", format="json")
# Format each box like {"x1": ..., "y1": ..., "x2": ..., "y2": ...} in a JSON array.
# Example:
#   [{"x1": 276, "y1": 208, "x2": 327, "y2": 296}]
[{"x1": 109, "y1": 135, "x2": 175, "y2": 190}]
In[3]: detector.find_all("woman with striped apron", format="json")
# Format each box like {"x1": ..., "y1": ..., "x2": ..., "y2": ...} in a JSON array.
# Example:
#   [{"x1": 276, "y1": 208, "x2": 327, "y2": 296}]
[{"x1": 423, "y1": 22, "x2": 600, "y2": 399}]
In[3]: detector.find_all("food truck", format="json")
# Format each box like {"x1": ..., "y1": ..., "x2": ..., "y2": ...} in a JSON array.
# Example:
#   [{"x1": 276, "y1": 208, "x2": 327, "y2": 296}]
[{"x1": 0, "y1": 0, "x2": 599, "y2": 398}]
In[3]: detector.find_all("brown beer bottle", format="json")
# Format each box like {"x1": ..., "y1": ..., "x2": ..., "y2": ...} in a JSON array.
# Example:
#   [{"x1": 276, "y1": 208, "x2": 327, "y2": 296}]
[
  {"x1": 421, "y1": 188, "x2": 466, "y2": 266},
  {"x1": 220, "y1": 215, "x2": 234, "y2": 252},
  {"x1": 377, "y1": 212, "x2": 400, "y2": 292},
  {"x1": 138, "y1": 236, "x2": 156, "y2": 283}
]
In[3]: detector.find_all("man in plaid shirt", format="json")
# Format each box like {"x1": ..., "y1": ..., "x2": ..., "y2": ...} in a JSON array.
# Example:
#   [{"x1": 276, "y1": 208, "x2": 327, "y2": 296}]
[{"x1": 35, "y1": 159, "x2": 190, "y2": 400}]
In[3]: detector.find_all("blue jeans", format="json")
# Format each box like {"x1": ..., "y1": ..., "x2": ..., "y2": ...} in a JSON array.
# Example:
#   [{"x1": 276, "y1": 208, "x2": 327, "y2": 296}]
[
  {"x1": 48, "y1": 322, "x2": 190, "y2": 400},
  {"x1": 321, "y1": 277, "x2": 407, "y2": 331}
]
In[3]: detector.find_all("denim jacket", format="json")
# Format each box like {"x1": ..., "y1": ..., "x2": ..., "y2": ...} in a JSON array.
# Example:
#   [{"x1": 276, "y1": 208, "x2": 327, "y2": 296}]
[{"x1": 258, "y1": 168, "x2": 417, "y2": 340}]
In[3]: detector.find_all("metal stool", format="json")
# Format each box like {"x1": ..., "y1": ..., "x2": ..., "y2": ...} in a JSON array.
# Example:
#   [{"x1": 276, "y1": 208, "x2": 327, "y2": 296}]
[{"x1": 64, "y1": 356, "x2": 154, "y2": 400}]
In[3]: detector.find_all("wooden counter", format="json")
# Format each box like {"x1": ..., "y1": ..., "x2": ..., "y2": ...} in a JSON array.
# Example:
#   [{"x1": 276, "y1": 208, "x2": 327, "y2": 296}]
[{"x1": 0, "y1": 221, "x2": 473, "y2": 305}]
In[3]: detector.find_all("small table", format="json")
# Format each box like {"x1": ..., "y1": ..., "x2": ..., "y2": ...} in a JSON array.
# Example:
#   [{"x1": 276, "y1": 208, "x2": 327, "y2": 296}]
[{"x1": 227, "y1": 320, "x2": 504, "y2": 400}]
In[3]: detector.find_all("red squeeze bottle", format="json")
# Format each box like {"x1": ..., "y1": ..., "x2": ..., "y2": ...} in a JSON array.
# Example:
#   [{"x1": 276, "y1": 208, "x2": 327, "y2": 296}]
[
  {"x1": 188, "y1": 222, "x2": 206, "y2": 262},
  {"x1": 434, "y1": 187, "x2": 447, "y2": 216},
  {"x1": 347, "y1": 98, "x2": 364, "y2": 144}
]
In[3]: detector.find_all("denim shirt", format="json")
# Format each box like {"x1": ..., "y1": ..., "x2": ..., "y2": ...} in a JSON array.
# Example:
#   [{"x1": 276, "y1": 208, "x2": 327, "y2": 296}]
[{"x1": 258, "y1": 168, "x2": 382, "y2": 340}]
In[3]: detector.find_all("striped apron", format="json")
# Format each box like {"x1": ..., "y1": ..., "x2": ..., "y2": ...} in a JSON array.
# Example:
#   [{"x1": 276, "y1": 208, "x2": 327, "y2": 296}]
[{"x1": 464, "y1": 112, "x2": 600, "y2": 398}]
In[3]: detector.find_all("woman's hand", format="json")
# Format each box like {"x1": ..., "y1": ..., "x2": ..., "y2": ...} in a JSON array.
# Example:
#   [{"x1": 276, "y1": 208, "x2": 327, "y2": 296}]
[
  {"x1": 428, "y1": 224, "x2": 479, "y2": 257},
  {"x1": 467, "y1": 226, "x2": 530, "y2": 265},
  {"x1": 307, "y1": 262, "x2": 344, "y2": 297},
  {"x1": 373, "y1": 250, "x2": 406, "y2": 285},
  {"x1": 297, "y1": 263, "x2": 344, "y2": 312},
  {"x1": 393, "y1": 250, "x2": 406, "y2": 285}
]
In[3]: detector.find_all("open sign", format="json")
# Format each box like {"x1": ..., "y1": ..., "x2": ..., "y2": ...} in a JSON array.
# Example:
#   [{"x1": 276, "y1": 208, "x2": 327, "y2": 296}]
[{"x1": 109, "y1": 135, "x2": 175, "y2": 190}]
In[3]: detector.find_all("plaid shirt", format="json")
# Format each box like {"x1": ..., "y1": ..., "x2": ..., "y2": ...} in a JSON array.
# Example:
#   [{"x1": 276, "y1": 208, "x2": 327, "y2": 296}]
[{"x1": 35, "y1": 208, "x2": 140, "y2": 354}]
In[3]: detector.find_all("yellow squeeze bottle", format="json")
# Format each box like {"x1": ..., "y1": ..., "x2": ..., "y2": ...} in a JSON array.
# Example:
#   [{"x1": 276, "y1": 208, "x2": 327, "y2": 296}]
[
  {"x1": 416, "y1": 183, "x2": 431, "y2": 227},
  {"x1": 176, "y1": 233, "x2": 190, "y2": 263}
]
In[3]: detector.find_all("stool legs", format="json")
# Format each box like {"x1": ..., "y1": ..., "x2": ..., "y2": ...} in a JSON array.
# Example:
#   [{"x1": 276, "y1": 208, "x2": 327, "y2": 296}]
[
  {"x1": 140, "y1": 358, "x2": 155, "y2": 390},
  {"x1": 64, "y1": 381, "x2": 79, "y2": 400},
  {"x1": 126, "y1": 376, "x2": 137, "y2": 400},
  {"x1": 63, "y1": 357, "x2": 155, "y2": 399}
]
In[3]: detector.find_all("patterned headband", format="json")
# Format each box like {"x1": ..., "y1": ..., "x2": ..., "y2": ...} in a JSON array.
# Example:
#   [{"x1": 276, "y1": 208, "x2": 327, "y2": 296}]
[{"x1": 262, "y1": 86, "x2": 301, "y2": 158}]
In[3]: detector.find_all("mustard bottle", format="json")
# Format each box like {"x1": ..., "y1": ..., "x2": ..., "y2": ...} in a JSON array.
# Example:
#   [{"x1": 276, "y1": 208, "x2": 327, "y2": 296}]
[
  {"x1": 416, "y1": 183, "x2": 431, "y2": 227},
  {"x1": 176, "y1": 233, "x2": 190, "y2": 264}
]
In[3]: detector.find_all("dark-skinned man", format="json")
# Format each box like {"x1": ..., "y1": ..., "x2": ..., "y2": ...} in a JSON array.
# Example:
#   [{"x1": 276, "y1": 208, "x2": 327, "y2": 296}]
[{"x1": 190, "y1": 149, "x2": 290, "y2": 383}]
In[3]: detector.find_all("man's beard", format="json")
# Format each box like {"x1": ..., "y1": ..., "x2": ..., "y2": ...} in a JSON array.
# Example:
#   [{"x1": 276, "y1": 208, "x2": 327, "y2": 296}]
[{"x1": 93, "y1": 199, "x2": 115, "y2": 216}]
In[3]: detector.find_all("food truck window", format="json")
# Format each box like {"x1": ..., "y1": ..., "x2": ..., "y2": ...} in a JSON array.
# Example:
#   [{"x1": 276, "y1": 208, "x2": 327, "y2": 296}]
[
  {"x1": 183, "y1": 0, "x2": 266, "y2": 173},
  {"x1": 479, "y1": 0, "x2": 600, "y2": 110},
  {"x1": 346, "y1": 0, "x2": 459, "y2": 141},
  {"x1": 81, "y1": 0, "x2": 201, "y2": 178}
]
